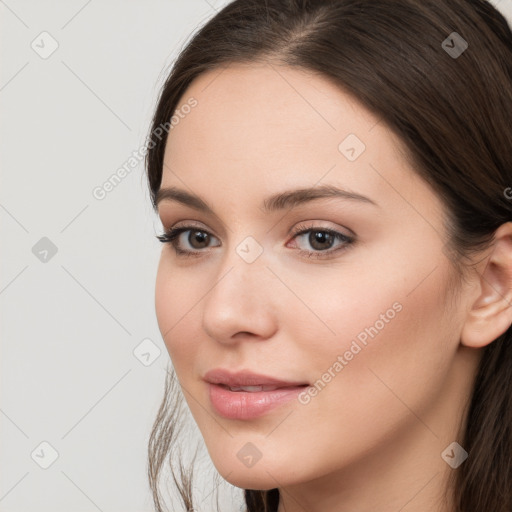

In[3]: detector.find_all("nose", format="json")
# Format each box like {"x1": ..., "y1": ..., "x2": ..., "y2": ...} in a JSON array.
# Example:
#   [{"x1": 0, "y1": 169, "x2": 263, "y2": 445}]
[{"x1": 201, "y1": 252, "x2": 278, "y2": 345}]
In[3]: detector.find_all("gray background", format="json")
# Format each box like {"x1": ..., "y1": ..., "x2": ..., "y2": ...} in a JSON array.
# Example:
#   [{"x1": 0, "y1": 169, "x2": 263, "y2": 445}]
[{"x1": 1, "y1": 1, "x2": 511, "y2": 511}]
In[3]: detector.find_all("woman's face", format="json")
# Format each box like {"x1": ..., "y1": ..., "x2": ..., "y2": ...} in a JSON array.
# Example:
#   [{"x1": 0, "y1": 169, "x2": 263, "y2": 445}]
[{"x1": 154, "y1": 62, "x2": 479, "y2": 499}]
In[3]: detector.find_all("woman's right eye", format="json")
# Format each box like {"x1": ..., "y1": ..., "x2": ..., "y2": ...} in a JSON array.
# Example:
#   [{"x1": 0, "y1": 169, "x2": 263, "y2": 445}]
[{"x1": 156, "y1": 227, "x2": 219, "y2": 258}]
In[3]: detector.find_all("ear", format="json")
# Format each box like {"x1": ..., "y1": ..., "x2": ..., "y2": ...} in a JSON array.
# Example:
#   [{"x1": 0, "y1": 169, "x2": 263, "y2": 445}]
[{"x1": 461, "y1": 222, "x2": 512, "y2": 348}]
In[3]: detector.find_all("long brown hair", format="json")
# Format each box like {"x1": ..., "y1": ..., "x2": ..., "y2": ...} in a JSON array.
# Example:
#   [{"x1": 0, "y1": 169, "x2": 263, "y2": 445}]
[{"x1": 144, "y1": 1, "x2": 512, "y2": 510}]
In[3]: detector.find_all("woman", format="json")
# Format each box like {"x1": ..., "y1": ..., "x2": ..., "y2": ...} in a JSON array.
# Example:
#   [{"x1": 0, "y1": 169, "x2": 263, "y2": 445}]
[{"x1": 144, "y1": 0, "x2": 512, "y2": 510}]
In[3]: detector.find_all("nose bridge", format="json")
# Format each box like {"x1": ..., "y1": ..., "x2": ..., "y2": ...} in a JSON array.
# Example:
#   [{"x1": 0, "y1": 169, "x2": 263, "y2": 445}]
[
  {"x1": 201, "y1": 236, "x2": 278, "y2": 341},
  {"x1": 212, "y1": 230, "x2": 270, "y2": 299}
]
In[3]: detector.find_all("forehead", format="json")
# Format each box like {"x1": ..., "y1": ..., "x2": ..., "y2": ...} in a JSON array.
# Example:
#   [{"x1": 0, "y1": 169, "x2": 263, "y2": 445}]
[
  {"x1": 160, "y1": 62, "x2": 424, "y2": 215},
  {"x1": 166, "y1": 61, "x2": 380, "y2": 154}
]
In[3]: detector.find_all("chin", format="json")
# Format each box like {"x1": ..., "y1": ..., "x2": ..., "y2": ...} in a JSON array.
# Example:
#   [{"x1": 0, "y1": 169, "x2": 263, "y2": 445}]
[
  {"x1": 208, "y1": 449, "x2": 301, "y2": 490},
  {"x1": 220, "y1": 470, "x2": 281, "y2": 491}
]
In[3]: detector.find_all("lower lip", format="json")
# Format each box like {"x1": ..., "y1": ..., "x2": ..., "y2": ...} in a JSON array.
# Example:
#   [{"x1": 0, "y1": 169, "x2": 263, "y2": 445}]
[{"x1": 207, "y1": 383, "x2": 307, "y2": 420}]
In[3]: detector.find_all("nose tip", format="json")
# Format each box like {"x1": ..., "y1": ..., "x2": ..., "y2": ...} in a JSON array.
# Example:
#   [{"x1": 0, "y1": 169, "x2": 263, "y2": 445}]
[{"x1": 201, "y1": 263, "x2": 278, "y2": 345}]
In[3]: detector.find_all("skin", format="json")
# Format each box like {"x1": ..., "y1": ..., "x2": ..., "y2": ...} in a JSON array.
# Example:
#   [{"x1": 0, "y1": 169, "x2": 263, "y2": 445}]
[{"x1": 154, "y1": 61, "x2": 512, "y2": 512}]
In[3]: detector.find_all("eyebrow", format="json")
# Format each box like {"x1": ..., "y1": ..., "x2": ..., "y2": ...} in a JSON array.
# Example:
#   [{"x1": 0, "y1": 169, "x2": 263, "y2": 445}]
[{"x1": 155, "y1": 184, "x2": 378, "y2": 214}]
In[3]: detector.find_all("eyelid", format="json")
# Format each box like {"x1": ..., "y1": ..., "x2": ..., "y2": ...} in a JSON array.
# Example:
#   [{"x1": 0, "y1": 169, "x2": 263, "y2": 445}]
[
  {"x1": 290, "y1": 220, "x2": 355, "y2": 238},
  {"x1": 168, "y1": 219, "x2": 353, "y2": 238}
]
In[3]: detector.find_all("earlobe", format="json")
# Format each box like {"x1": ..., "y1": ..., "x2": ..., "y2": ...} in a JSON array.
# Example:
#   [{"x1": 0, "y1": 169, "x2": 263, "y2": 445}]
[{"x1": 461, "y1": 222, "x2": 512, "y2": 349}]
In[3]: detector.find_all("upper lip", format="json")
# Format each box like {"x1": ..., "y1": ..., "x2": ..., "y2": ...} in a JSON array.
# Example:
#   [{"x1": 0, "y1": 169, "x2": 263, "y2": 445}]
[{"x1": 203, "y1": 368, "x2": 309, "y2": 388}]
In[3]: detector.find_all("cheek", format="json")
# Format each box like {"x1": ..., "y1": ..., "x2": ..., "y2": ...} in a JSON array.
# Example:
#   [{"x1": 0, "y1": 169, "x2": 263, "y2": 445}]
[
  {"x1": 263, "y1": 269, "x2": 457, "y2": 481},
  {"x1": 294, "y1": 236, "x2": 454, "y2": 364},
  {"x1": 155, "y1": 255, "x2": 201, "y2": 369},
  {"x1": 294, "y1": 258, "x2": 457, "y2": 433}
]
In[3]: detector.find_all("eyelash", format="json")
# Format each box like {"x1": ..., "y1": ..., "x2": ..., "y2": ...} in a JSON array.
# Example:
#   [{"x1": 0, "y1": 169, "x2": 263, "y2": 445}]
[{"x1": 156, "y1": 223, "x2": 355, "y2": 260}]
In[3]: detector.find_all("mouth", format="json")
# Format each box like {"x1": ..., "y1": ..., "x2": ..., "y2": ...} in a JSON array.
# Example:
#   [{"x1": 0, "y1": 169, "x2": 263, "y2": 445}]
[
  {"x1": 203, "y1": 368, "x2": 310, "y2": 420},
  {"x1": 216, "y1": 383, "x2": 309, "y2": 392}
]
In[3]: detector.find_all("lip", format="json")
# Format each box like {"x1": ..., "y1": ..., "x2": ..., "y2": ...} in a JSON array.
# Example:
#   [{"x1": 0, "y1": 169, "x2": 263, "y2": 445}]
[
  {"x1": 204, "y1": 368, "x2": 309, "y2": 420},
  {"x1": 203, "y1": 368, "x2": 308, "y2": 388}
]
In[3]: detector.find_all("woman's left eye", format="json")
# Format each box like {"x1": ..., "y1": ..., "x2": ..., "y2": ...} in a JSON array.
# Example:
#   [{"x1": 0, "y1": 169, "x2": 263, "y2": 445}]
[
  {"x1": 156, "y1": 223, "x2": 355, "y2": 260},
  {"x1": 290, "y1": 225, "x2": 354, "y2": 259}
]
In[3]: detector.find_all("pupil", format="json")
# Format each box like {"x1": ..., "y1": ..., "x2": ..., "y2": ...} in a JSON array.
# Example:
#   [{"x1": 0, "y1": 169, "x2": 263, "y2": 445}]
[
  {"x1": 311, "y1": 231, "x2": 332, "y2": 250},
  {"x1": 191, "y1": 231, "x2": 208, "y2": 248}
]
